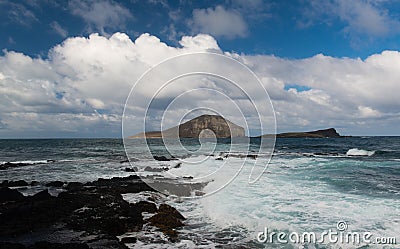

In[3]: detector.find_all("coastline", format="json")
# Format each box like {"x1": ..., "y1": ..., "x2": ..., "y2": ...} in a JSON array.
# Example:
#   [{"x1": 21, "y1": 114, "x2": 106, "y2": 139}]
[{"x1": 0, "y1": 174, "x2": 202, "y2": 248}]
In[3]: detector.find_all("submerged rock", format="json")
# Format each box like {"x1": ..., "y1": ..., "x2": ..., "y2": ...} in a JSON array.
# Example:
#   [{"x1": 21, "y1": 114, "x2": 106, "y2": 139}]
[
  {"x1": 124, "y1": 167, "x2": 137, "y2": 172},
  {"x1": 144, "y1": 166, "x2": 163, "y2": 172},
  {"x1": 153, "y1": 156, "x2": 171, "y2": 161},
  {"x1": 1, "y1": 180, "x2": 29, "y2": 187}
]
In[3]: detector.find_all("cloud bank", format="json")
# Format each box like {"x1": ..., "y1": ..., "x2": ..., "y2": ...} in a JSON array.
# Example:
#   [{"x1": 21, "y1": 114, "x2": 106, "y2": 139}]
[{"x1": 0, "y1": 32, "x2": 399, "y2": 137}]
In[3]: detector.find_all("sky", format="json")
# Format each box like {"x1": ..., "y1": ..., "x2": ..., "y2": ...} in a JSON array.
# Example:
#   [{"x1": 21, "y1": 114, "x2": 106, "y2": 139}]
[{"x1": 0, "y1": 0, "x2": 399, "y2": 138}]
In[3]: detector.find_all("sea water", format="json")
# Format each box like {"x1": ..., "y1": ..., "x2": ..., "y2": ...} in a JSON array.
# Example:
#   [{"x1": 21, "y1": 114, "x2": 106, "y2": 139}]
[{"x1": 0, "y1": 137, "x2": 399, "y2": 248}]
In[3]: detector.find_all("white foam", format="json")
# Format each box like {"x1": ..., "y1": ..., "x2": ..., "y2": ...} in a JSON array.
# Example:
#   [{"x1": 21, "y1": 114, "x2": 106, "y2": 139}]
[
  {"x1": 191, "y1": 156, "x2": 400, "y2": 248},
  {"x1": 346, "y1": 148, "x2": 375, "y2": 156},
  {"x1": 0, "y1": 160, "x2": 50, "y2": 165}
]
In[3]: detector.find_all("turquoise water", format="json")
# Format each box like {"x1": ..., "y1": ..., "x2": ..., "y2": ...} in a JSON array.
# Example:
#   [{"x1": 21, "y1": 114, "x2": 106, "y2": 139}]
[{"x1": 0, "y1": 137, "x2": 399, "y2": 248}]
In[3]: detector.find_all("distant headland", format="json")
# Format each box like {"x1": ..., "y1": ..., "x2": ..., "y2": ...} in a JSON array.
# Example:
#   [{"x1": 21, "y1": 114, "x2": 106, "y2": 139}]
[
  {"x1": 261, "y1": 128, "x2": 342, "y2": 138},
  {"x1": 129, "y1": 115, "x2": 342, "y2": 139}
]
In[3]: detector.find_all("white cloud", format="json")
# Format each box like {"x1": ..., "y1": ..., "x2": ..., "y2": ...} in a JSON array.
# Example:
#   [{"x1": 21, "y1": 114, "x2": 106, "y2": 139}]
[
  {"x1": 50, "y1": 21, "x2": 68, "y2": 38},
  {"x1": 300, "y1": 0, "x2": 400, "y2": 40},
  {"x1": 190, "y1": 6, "x2": 248, "y2": 39},
  {"x1": 337, "y1": 0, "x2": 399, "y2": 37},
  {"x1": 68, "y1": 0, "x2": 132, "y2": 35},
  {"x1": 0, "y1": 33, "x2": 222, "y2": 137},
  {"x1": 0, "y1": 32, "x2": 399, "y2": 137},
  {"x1": 0, "y1": 1, "x2": 38, "y2": 26}
]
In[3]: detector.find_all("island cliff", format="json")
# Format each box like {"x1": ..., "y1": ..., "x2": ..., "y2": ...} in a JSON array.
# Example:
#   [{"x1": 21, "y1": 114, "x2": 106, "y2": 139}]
[{"x1": 129, "y1": 115, "x2": 245, "y2": 139}]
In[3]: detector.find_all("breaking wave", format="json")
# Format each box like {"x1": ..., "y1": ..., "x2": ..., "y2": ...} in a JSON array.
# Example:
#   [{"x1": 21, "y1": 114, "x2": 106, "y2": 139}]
[{"x1": 346, "y1": 148, "x2": 375, "y2": 156}]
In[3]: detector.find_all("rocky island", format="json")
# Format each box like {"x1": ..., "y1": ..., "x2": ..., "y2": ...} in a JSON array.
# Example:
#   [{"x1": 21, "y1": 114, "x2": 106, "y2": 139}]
[
  {"x1": 130, "y1": 115, "x2": 245, "y2": 139},
  {"x1": 262, "y1": 128, "x2": 342, "y2": 138}
]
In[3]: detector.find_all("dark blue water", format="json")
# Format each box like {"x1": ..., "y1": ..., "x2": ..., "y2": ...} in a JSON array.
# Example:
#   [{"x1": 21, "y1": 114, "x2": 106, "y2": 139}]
[{"x1": 0, "y1": 137, "x2": 399, "y2": 248}]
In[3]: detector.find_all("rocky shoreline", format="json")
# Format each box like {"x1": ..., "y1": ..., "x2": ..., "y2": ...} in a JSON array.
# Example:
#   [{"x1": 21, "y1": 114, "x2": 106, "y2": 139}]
[{"x1": 0, "y1": 175, "x2": 202, "y2": 248}]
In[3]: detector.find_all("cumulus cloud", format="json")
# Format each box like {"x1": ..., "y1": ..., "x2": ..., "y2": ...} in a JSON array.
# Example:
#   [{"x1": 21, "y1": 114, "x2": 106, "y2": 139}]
[
  {"x1": 68, "y1": 0, "x2": 132, "y2": 35},
  {"x1": 0, "y1": 33, "x2": 222, "y2": 137},
  {"x1": 190, "y1": 5, "x2": 248, "y2": 39},
  {"x1": 0, "y1": 32, "x2": 399, "y2": 137}
]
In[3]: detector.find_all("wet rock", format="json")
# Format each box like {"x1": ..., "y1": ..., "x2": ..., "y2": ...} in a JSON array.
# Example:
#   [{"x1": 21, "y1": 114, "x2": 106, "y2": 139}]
[
  {"x1": 60, "y1": 190, "x2": 144, "y2": 236},
  {"x1": 195, "y1": 191, "x2": 205, "y2": 196},
  {"x1": 0, "y1": 162, "x2": 30, "y2": 170},
  {"x1": 46, "y1": 181, "x2": 64, "y2": 187},
  {"x1": 2, "y1": 180, "x2": 29, "y2": 187},
  {"x1": 65, "y1": 182, "x2": 83, "y2": 192},
  {"x1": 120, "y1": 236, "x2": 137, "y2": 244},
  {"x1": 124, "y1": 167, "x2": 137, "y2": 172},
  {"x1": 144, "y1": 166, "x2": 163, "y2": 172},
  {"x1": 0, "y1": 175, "x2": 198, "y2": 246},
  {"x1": 153, "y1": 156, "x2": 171, "y2": 161},
  {"x1": 132, "y1": 200, "x2": 157, "y2": 213},
  {"x1": 173, "y1": 163, "x2": 182, "y2": 168},
  {"x1": 88, "y1": 175, "x2": 153, "y2": 194},
  {"x1": 247, "y1": 154, "x2": 257, "y2": 159},
  {"x1": 87, "y1": 239, "x2": 129, "y2": 249},
  {"x1": 147, "y1": 203, "x2": 185, "y2": 240},
  {"x1": 158, "y1": 204, "x2": 185, "y2": 220},
  {"x1": 0, "y1": 242, "x2": 26, "y2": 249},
  {"x1": 0, "y1": 187, "x2": 25, "y2": 202},
  {"x1": 30, "y1": 189, "x2": 52, "y2": 201},
  {"x1": 30, "y1": 181, "x2": 39, "y2": 186},
  {"x1": 148, "y1": 212, "x2": 184, "y2": 229},
  {"x1": 28, "y1": 241, "x2": 89, "y2": 249}
]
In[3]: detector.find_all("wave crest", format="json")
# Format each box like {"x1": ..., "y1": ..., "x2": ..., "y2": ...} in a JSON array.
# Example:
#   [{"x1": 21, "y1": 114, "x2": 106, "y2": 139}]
[{"x1": 346, "y1": 148, "x2": 375, "y2": 156}]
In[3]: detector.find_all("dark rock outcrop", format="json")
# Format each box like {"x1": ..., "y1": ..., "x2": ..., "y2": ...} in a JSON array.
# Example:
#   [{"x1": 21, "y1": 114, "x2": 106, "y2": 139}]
[
  {"x1": 124, "y1": 167, "x2": 138, "y2": 172},
  {"x1": 0, "y1": 242, "x2": 90, "y2": 249},
  {"x1": 1, "y1": 180, "x2": 29, "y2": 187},
  {"x1": 120, "y1": 237, "x2": 137, "y2": 244},
  {"x1": 153, "y1": 155, "x2": 175, "y2": 161},
  {"x1": 131, "y1": 200, "x2": 157, "y2": 213},
  {"x1": 0, "y1": 175, "x2": 195, "y2": 246},
  {"x1": 147, "y1": 203, "x2": 185, "y2": 240},
  {"x1": 0, "y1": 187, "x2": 25, "y2": 203},
  {"x1": 45, "y1": 181, "x2": 64, "y2": 187}
]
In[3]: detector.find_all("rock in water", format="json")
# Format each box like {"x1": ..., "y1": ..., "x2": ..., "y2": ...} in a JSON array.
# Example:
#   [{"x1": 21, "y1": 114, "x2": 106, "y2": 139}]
[
  {"x1": 262, "y1": 128, "x2": 342, "y2": 138},
  {"x1": 129, "y1": 115, "x2": 245, "y2": 138}
]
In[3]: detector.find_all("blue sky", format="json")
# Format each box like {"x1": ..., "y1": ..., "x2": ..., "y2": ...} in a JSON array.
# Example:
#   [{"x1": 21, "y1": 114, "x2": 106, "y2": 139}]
[
  {"x1": 0, "y1": 0, "x2": 400, "y2": 138},
  {"x1": 2, "y1": 0, "x2": 400, "y2": 59}
]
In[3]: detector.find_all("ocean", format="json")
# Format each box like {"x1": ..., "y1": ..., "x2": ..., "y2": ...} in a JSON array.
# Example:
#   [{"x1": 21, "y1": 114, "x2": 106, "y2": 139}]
[{"x1": 0, "y1": 137, "x2": 399, "y2": 248}]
